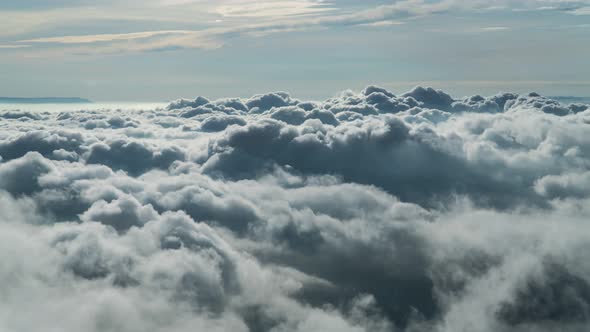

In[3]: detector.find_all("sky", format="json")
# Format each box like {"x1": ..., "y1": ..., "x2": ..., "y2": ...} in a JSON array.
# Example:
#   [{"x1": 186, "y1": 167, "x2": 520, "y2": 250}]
[
  {"x1": 1, "y1": 3, "x2": 590, "y2": 330},
  {"x1": 1, "y1": 0, "x2": 589, "y2": 101}
]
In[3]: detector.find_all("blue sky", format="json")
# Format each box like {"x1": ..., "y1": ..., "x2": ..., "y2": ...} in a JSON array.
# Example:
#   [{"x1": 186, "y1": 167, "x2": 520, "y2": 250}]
[{"x1": 1, "y1": 0, "x2": 589, "y2": 101}]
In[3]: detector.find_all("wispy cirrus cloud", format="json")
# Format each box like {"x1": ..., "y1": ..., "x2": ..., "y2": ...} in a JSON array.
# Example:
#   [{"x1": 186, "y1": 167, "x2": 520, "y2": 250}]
[
  {"x1": 2, "y1": 0, "x2": 590, "y2": 56},
  {"x1": 5, "y1": 1, "x2": 447, "y2": 55}
]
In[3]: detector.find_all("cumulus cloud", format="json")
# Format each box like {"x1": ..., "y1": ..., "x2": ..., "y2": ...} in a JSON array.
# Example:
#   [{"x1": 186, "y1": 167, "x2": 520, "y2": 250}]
[
  {"x1": 0, "y1": 86, "x2": 589, "y2": 331},
  {"x1": 85, "y1": 139, "x2": 186, "y2": 175}
]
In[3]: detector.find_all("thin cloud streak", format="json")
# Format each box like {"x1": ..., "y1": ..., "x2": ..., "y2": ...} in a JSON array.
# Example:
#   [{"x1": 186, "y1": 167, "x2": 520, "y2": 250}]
[{"x1": 20, "y1": 30, "x2": 195, "y2": 44}]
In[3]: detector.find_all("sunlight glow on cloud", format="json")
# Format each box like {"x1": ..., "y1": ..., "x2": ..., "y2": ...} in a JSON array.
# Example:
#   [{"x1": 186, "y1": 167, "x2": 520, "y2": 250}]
[{"x1": 215, "y1": 0, "x2": 335, "y2": 18}]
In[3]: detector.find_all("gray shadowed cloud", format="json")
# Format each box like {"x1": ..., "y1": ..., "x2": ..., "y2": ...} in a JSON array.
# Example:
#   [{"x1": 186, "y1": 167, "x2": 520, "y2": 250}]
[{"x1": 0, "y1": 85, "x2": 589, "y2": 331}]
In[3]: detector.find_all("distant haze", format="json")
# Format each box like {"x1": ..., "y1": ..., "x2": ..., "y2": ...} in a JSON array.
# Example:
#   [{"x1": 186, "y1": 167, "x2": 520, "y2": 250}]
[{"x1": 0, "y1": 97, "x2": 92, "y2": 104}]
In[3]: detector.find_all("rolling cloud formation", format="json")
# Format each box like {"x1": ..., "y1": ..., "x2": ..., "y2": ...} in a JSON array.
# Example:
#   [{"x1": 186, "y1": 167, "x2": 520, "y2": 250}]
[{"x1": 0, "y1": 86, "x2": 589, "y2": 331}]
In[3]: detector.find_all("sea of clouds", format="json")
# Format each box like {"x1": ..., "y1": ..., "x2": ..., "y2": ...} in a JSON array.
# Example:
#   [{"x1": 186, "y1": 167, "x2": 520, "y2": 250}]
[{"x1": 1, "y1": 86, "x2": 589, "y2": 332}]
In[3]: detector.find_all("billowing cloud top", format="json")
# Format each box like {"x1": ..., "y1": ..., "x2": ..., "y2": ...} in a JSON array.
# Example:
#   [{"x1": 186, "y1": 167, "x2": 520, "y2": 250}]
[{"x1": 0, "y1": 86, "x2": 590, "y2": 331}]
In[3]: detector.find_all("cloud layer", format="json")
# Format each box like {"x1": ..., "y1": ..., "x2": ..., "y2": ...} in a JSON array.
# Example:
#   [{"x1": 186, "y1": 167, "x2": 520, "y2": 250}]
[
  {"x1": 0, "y1": 86, "x2": 589, "y2": 331},
  {"x1": 3, "y1": 0, "x2": 590, "y2": 55}
]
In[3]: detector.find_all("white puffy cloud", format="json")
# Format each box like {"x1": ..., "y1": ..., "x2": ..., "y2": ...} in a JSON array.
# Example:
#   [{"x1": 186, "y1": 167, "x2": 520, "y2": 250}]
[{"x1": 0, "y1": 86, "x2": 589, "y2": 331}]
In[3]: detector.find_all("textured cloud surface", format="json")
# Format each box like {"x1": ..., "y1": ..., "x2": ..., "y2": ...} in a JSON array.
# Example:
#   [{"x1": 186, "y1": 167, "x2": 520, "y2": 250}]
[{"x1": 1, "y1": 86, "x2": 589, "y2": 332}]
